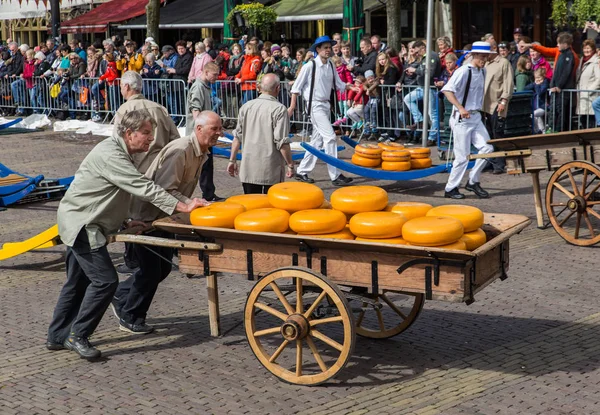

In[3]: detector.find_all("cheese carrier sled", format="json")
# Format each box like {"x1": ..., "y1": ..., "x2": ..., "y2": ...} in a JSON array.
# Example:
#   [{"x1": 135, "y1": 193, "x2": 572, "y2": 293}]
[{"x1": 112, "y1": 212, "x2": 530, "y2": 385}]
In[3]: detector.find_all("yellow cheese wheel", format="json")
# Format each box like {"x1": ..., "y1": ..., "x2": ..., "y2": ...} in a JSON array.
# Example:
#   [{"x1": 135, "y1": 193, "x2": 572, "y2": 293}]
[
  {"x1": 301, "y1": 228, "x2": 355, "y2": 240},
  {"x1": 385, "y1": 202, "x2": 433, "y2": 220},
  {"x1": 356, "y1": 236, "x2": 408, "y2": 245},
  {"x1": 408, "y1": 147, "x2": 431, "y2": 159},
  {"x1": 267, "y1": 182, "x2": 324, "y2": 213},
  {"x1": 382, "y1": 161, "x2": 412, "y2": 171},
  {"x1": 349, "y1": 211, "x2": 408, "y2": 238},
  {"x1": 409, "y1": 240, "x2": 468, "y2": 250},
  {"x1": 289, "y1": 209, "x2": 347, "y2": 234},
  {"x1": 381, "y1": 150, "x2": 411, "y2": 162},
  {"x1": 190, "y1": 202, "x2": 246, "y2": 228},
  {"x1": 226, "y1": 194, "x2": 271, "y2": 211},
  {"x1": 410, "y1": 158, "x2": 433, "y2": 169},
  {"x1": 234, "y1": 208, "x2": 290, "y2": 233},
  {"x1": 378, "y1": 142, "x2": 405, "y2": 151},
  {"x1": 460, "y1": 228, "x2": 487, "y2": 250},
  {"x1": 352, "y1": 151, "x2": 381, "y2": 160},
  {"x1": 331, "y1": 186, "x2": 388, "y2": 214},
  {"x1": 354, "y1": 143, "x2": 383, "y2": 157},
  {"x1": 402, "y1": 216, "x2": 464, "y2": 246},
  {"x1": 426, "y1": 205, "x2": 485, "y2": 233},
  {"x1": 352, "y1": 153, "x2": 381, "y2": 167}
]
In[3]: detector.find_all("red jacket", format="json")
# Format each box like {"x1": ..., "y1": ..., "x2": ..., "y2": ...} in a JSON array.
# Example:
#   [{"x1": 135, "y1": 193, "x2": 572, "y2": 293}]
[
  {"x1": 22, "y1": 59, "x2": 35, "y2": 89},
  {"x1": 99, "y1": 61, "x2": 118, "y2": 86},
  {"x1": 236, "y1": 54, "x2": 261, "y2": 91},
  {"x1": 336, "y1": 65, "x2": 353, "y2": 100},
  {"x1": 347, "y1": 85, "x2": 368, "y2": 105}
]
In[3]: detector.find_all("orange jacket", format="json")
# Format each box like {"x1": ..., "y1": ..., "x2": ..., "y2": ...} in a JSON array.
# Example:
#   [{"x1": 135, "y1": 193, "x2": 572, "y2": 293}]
[
  {"x1": 531, "y1": 44, "x2": 579, "y2": 79},
  {"x1": 235, "y1": 54, "x2": 261, "y2": 91}
]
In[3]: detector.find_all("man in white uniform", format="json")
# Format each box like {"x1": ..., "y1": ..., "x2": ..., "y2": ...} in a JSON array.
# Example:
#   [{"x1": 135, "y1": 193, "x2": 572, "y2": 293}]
[
  {"x1": 441, "y1": 41, "x2": 495, "y2": 199},
  {"x1": 288, "y1": 35, "x2": 353, "y2": 186}
]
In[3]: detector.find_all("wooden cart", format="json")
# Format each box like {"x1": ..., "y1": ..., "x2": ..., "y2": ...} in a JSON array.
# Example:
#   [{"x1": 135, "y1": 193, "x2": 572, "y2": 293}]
[
  {"x1": 470, "y1": 128, "x2": 600, "y2": 246},
  {"x1": 113, "y1": 212, "x2": 530, "y2": 385}
]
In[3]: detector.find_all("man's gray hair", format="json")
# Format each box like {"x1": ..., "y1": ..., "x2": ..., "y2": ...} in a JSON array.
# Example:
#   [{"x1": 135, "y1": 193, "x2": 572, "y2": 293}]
[
  {"x1": 194, "y1": 110, "x2": 220, "y2": 127},
  {"x1": 260, "y1": 73, "x2": 280, "y2": 94},
  {"x1": 117, "y1": 109, "x2": 157, "y2": 137},
  {"x1": 102, "y1": 39, "x2": 115, "y2": 47},
  {"x1": 121, "y1": 70, "x2": 143, "y2": 92},
  {"x1": 145, "y1": 52, "x2": 156, "y2": 62},
  {"x1": 8, "y1": 41, "x2": 17, "y2": 48}
]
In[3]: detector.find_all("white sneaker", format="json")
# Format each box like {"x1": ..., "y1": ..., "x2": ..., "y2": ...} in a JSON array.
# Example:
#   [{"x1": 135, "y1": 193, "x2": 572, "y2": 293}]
[{"x1": 91, "y1": 115, "x2": 102, "y2": 122}]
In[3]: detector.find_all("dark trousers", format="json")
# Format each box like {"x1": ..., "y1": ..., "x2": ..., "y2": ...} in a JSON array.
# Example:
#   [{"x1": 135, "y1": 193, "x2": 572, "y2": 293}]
[
  {"x1": 47, "y1": 230, "x2": 118, "y2": 343},
  {"x1": 243, "y1": 183, "x2": 272, "y2": 194},
  {"x1": 200, "y1": 148, "x2": 215, "y2": 199},
  {"x1": 551, "y1": 91, "x2": 574, "y2": 132},
  {"x1": 114, "y1": 230, "x2": 174, "y2": 325},
  {"x1": 484, "y1": 110, "x2": 506, "y2": 172}
]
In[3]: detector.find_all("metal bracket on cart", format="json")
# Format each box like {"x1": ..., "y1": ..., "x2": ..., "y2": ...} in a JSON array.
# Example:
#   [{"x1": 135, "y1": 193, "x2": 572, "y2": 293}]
[
  {"x1": 299, "y1": 241, "x2": 318, "y2": 268},
  {"x1": 499, "y1": 243, "x2": 508, "y2": 281},
  {"x1": 396, "y1": 255, "x2": 465, "y2": 301}
]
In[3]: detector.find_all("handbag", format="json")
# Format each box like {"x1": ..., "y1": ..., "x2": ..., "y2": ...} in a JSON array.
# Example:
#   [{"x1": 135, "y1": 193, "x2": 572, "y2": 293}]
[
  {"x1": 80, "y1": 86, "x2": 89, "y2": 105},
  {"x1": 50, "y1": 83, "x2": 60, "y2": 99}
]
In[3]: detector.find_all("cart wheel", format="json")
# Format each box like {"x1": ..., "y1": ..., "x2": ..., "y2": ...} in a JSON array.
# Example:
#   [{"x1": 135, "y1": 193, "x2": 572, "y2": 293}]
[
  {"x1": 354, "y1": 291, "x2": 424, "y2": 339},
  {"x1": 244, "y1": 267, "x2": 355, "y2": 385},
  {"x1": 546, "y1": 161, "x2": 600, "y2": 246}
]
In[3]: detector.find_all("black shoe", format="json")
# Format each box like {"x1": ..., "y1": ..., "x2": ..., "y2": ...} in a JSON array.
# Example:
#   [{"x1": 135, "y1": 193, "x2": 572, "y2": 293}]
[
  {"x1": 110, "y1": 296, "x2": 122, "y2": 320},
  {"x1": 119, "y1": 319, "x2": 154, "y2": 335},
  {"x1": 205, "y1": 195, "x2": 225, "y2": 202},
  {"x1": 46, "y1": 341, "x2": 65, "y2": 351},
  {"x1": 445, "y1": 187, "x2": 466, "y2": 199},
  {"x1": 115, "y1": 264, "x2": 139, "y2": 274},
  {"x1": 64, "y1": 336, "x2": 101, "y2": 360},
  {"x1": 465, "y1": 182, "x2": 490, "y2": 198},
  {"x1": 332, "y1": 174, "x2": 353, "y2": 186},
  {"x1": 295, "y1": 173, "x2": 315, "y2": 183}
]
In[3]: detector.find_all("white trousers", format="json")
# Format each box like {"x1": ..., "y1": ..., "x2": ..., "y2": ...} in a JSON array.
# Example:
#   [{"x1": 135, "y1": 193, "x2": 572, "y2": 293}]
[
  {"x1": 297, "y1": 101, "x2": 339, "y2": 181},
  {"x1": 445, "y1": 112, "x2": 494, "y2": 192},
  {"x1": 346, "y1": 105, "x2": 364, "y2": 123}
]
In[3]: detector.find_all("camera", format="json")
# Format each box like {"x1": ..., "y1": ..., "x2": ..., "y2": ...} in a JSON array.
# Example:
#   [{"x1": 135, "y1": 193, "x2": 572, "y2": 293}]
[{"x1": 354, "y1": 57, "x2": 364, "y2": 66}]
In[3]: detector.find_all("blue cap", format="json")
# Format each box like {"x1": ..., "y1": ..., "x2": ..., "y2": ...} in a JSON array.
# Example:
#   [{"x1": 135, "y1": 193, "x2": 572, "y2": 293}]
[{"x1": 310, "y1": 35, "x2": 337, "y2": 52}]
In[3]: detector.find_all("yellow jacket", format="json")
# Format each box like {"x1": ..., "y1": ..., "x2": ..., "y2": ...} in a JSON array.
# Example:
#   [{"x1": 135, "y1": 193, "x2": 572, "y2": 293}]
[{"x1": 117, "y1": 53, "x2": 144, "y2": 73}]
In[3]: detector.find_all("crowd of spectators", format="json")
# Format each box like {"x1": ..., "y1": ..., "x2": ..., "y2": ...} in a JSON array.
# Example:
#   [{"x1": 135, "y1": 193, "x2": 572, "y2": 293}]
[{"x1": 1, "y1": 27, "x2": 600, "y2": 135}]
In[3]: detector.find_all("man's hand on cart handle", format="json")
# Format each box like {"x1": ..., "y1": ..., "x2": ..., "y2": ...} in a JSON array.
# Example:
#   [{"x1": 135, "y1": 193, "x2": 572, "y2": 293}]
[{"x1": 176, "y1": 198, "x2": 209, "y2": 213}]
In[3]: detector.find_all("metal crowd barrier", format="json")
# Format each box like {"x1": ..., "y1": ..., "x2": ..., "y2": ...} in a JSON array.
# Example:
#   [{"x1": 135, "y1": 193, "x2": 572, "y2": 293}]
[{"x1": 544, "y1": 88, "x2": 600, "y2": 133}]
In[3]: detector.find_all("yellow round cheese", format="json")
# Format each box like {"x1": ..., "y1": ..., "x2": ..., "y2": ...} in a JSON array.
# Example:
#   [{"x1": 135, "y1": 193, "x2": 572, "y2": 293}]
[
  {"x1": 381, "y1": 150, "x2": 411, "y2": 162},
  {"x1": 190, "y1": 202, "x2": 246, "y2": 228},
  {"x1": 354, "y1": 143, "x2": 383, "y2": 157},
  {"x1": 349, "y1": 211, "x2": 408, "y2": 238},
  {"x1": 320, "y1": 200, "x2": 332, "y2": 209},
  {"x1": 301, "y1": 228, "x2": 355, "y2": 240},
  {"x1": 352, "y1": 151, "x2": 381, "y2": 160},
  {"x1": 382, "y1": 161, "x2": 412, "y2": 171},
  {"x1": 289, "y1": 209, "x2": 347, "y2": 235},
  {"x1": 460, "y1": 228, "x2": 487, "y2": 250},
  {"x1": 356, "y1": 236, "x2": 408, "y2": 245},
  {"x1": 226, "y1": 194, "x2": 271, "y2": 211},
  {"x1": 408, "y1": 147, "x2": 431, "y2": 159},
  {"x1": 331, "y1": 186, "x2": 388, "y2": 214},
  {"x1": 378, "y1": 142, "x2": 405, "y2": 151},
  {"x1": 426, "y1": 205, "x2": 484, "y2": 233},
  {"x1": 352, "y1": 153, "x2": 381, "y2": 167},
  {"x1": 410, "y1": 158, "x2": 433, "y2": 169},
  {"x1": 431, "y1": 240, "x2": 468, "y2": 250},
  {"x1": 234, "y1": 208, "x2": 290, "y2": 233},
  {"x1": 402, "y1": 216, "x2": 464, "y2": 246},
  {"x1": 267, "y1": 182, "x2": 324, "y2": 213},
  {"x1": 385, "y1": 202, "x2": 433, "y2": 220}
]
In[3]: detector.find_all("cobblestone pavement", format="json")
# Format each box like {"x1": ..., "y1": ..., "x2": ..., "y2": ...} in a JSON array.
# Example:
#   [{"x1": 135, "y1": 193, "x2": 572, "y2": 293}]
[{"x1": 1, "y1": 130, "x2": 599, "y2": 414}]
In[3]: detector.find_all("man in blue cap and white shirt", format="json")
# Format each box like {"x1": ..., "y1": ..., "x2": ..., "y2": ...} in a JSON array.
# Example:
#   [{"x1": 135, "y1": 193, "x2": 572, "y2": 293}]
[
  {"x1": 441, "y1": 41, "x2": 495, "y2": 199},
  {"x1": 288, "y1": 35, "x2": 353, "y2": 186}
]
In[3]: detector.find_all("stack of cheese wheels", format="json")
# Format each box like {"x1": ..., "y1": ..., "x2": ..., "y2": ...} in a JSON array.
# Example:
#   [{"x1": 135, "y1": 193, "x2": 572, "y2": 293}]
[
  {"x1": 408, "y1": 147, "x2": 433, "y2": 169},
  {"x1": 234, "y1": 208, "x2": 290, "y2": 233},
  {"x1": 190, "y1": 202, "x2": 246, "y2": 228},
  {"x1": 402, "y1": 216, "x2": 466, "y2": 250},
  {"x1": 350, "y1": 211, "x2": 409, "y2": 243},
  {"x1": 226, "y1": 194, "x2": 271, "y2": 211},
  {"x1": 385, "y1": 201, "x2": 433, "y2": 220},
  {"x1": 330, "y1": 185, "x2": 388, "y2": 214},
  {"x1": 352, "y1": 143, "x2": 383, "y2": 167},
  {"x1": 267, "y1": 182, "x2": 324, "y2": 213},
  {"x1": 426, "y1": 205, "x2": 487, "y2": 250},
  {"x1": 289, "y1": 209, "x2": 347, "y2": 236},
  {"x1": 378, "y1": 142, "x2": 411, "y2": 171}
]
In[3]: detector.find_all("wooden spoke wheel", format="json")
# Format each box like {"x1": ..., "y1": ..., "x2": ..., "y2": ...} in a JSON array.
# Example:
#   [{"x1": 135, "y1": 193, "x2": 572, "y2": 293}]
[
  {"x1": 353, "y1": 291, "x2": 425, "y2": 339},
  {"x1": 546, "y1": 161, "x2": 600, "y2": 246},
  {"x1": 244, "y1": 267, "x2": 355, "y2": 385}
]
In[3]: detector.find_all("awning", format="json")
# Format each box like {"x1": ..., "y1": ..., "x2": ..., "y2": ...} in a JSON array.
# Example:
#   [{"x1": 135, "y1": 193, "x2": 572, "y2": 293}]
[
  {"x1": 118, "y1": 0, "x2": 224, "y2": 30},
  {"x1": 61, "y1": 0, "x2": 160, "y2": 34},
  {"x1": 0, "y1": 0, "x2": 91, "y2": 21},
  {"x1": 272, "y1": 0, "x2": 383, "y2": 22}
]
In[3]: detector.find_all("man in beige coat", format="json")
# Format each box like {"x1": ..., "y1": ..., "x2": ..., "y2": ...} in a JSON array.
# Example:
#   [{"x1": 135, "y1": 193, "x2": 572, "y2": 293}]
[
  {"x1": 483, "y1": 40, "x2": 513, "y2": 174},
  {"x1": 228, "y1": 73, "x2": 294, "y2": 194}
]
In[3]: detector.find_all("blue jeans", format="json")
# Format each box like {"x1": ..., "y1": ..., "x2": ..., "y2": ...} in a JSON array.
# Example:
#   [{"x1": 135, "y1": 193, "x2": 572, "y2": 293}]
[
  {"x1": 11, "y1": 78, "x2": 26, "y2": 107},
  {"x1": 29, "y1": 87, "x2": 42, "y2": 113},
  {"x1": 241, "y1": 89, "x2": 256, "y2": 105},
  {"x1": 403, "y1": 87, "x2": 439, "y2": 140},
  {"x1": 592, "y1": 96, "x2": 600, "y2": 127},
  {"x1": 91, "y1": 82, "x2": 105, "y2": 117},
  {"x1": 364, "y1": 98, "x2": 379, "y2": 130}
]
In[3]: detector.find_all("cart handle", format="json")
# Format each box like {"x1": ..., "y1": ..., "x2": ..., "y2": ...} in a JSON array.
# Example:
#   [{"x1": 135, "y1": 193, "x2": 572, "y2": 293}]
[
  {"x1": 469, "y1": 149, "x2": 532, "y2": 160},
  {"x1": 109, "y1": 233, "x2": 222, "y2": 252}
]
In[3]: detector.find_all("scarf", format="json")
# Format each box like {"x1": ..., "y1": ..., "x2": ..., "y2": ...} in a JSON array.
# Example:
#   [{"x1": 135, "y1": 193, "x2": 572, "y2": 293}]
[{"x1": 582, "y1": 54, "x2": 593, "y2": 64}]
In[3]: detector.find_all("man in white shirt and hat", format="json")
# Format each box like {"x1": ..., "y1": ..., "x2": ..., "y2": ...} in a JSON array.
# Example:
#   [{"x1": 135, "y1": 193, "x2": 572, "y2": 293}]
[
  {"x1": 288, "y1": 35, "x2": 353, "y2": 186},
  {"x1": 441, "y1": 41, "x2": 495, "y2": 199}
]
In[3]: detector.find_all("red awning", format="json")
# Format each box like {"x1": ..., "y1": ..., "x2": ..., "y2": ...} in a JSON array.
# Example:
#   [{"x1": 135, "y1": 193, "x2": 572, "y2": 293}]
[{"x1": 61, "y1": 0, "x2": 162, "y2": 34}]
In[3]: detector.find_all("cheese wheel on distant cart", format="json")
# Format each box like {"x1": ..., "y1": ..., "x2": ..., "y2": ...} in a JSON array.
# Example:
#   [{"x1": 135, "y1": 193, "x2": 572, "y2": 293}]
[{"x1": 352, "y1": 153, "x2": 381, "y2": 167}]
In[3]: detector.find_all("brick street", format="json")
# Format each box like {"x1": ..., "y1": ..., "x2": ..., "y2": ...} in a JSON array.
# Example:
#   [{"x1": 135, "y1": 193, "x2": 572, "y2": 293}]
[{"x1": 1, "y1": 130, "x2": 599, "y2": 414}]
